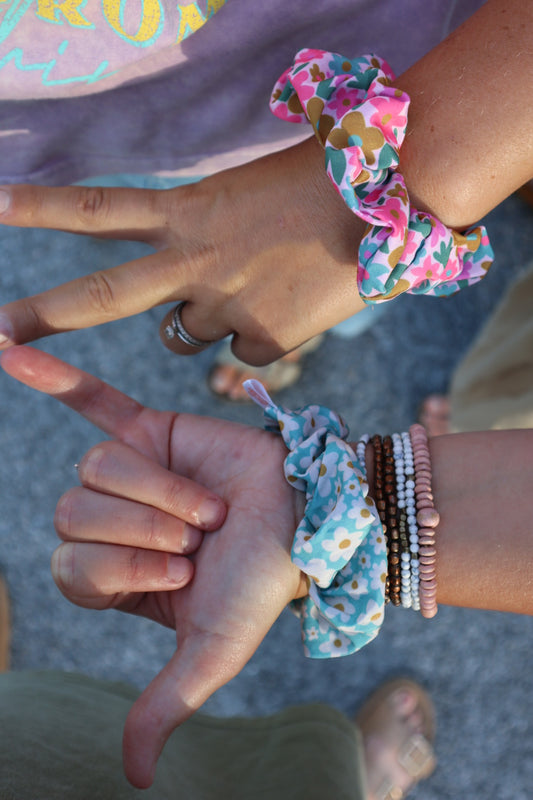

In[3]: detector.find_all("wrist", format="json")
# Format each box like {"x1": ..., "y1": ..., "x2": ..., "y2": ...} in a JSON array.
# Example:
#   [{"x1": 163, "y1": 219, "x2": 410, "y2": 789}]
[{"x1": 290, "y1": 481, "x2": 309, "y2": 600}]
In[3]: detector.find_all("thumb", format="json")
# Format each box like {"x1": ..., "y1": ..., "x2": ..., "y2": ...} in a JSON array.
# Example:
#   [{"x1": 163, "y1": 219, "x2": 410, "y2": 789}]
[{"x1": 122, "y1": 633, "x2": 250, "y2": 789}]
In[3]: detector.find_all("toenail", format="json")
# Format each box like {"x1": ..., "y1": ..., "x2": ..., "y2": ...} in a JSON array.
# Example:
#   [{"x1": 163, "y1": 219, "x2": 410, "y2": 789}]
[{"x1": 391, "y1": 689, "x2": 417, "y2": 715}]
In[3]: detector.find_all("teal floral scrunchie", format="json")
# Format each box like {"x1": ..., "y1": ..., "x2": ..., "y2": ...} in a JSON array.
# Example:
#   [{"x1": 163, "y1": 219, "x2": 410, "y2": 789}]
[
  {"x1": 270, "y1": 49, "x2": 494, "y2": 303},
  {"x1": 244, "y1": 380, "x2": 386, "y2": 658}
]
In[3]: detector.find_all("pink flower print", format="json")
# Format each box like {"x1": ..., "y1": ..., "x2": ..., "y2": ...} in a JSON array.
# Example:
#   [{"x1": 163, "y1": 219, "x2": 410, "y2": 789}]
[
  {"x1": 369, "y1": 55, "x2": 396, "y2": 83},
  {"x1": 291, "y1": 69, "x2": 320, "y2": 106},
  {"x1": 441, "y1": 254, "x2": 461, "y2": 282},
  {"x1": 346, "y1": 147, "x2": 365, "y2": 181},
  {"x1": 364, "y1": 184, "x2": 392, "y2": 207},
  {"x1": 270, "y1": 71, "x2": 307, "y2": 123},
  {"x1": 426, "y1": 216, "x2": 448, "y2": 249},
  {"x1": 370, "y1": 197, "x2": 408, "y2": 241},
  {"x1": 409, "y1": 254, "x2": 448, "y2": 287},
  {"x1": 400, "y1": 227, "x2": 423, "y2": 265},
  {"x1": 270, "y1": 101, "x2": 306, "y2": 124},
  {"x1": 294, "y1": 48, "x2": 328, "y2": 65},
  {"x1": 326, "y1": 87, "x2": 365, "y2": 121},
  {"x1": 369, "y1": 95, "x2": 408, "y2": 146}
]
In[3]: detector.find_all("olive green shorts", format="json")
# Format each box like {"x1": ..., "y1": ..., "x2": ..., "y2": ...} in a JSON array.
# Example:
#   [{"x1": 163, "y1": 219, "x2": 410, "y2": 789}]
[{"x1": 0, "y1": 671, "x2": 366, "y2": 800}]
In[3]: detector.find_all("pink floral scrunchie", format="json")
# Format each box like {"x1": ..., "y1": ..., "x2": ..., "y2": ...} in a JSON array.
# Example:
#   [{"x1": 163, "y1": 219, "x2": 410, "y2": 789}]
[{"x1": 270, "y1": 49, "x2": 494, "y2": 303}]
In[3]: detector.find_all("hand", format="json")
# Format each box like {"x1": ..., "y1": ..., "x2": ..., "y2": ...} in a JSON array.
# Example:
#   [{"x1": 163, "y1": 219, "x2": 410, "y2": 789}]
[
  {"x1": 0, "y1": 137, "x2": 366, "y2": 365},
  {"x1": 0, "y1": 345, "x2": 307, "y2": 788}
]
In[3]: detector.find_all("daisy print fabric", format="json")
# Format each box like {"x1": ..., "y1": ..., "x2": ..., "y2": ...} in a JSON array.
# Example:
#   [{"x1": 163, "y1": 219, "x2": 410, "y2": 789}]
[
  {"x1": 244, "y1": 380, "x2": 386, "y2": 658},
  {"x1": 270, "y1": 49, "x2": 494, "y2": 303}
]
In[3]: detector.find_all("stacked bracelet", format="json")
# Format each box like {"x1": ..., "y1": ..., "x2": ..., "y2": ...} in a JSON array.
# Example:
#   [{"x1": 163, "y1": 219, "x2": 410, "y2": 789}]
[
  {"x1": 270, "y1": 49, "x2": 493, "y2": 304},
  {"x1": 245, "y1": 381, "x2": 439, "y2": 660},
  {"x1": 360, "y1": 426, "x2": 438, "y2": 618}
]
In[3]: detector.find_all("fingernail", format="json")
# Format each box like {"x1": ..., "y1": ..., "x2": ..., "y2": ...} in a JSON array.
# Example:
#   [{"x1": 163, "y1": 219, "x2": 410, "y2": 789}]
[
  {"x1": 166, "y1": 556, "x2": 190, "y2": 586},
  {"x1": 0, "y1": 313, "x2": 13, "y2": 347},
  {"x1": 181, "y1": 525, "x2": 202, "y2": 554},
  {"x1": 0, "y1": 188, "x2": 11, "y2": 215},
  {"x1": 53, "y1": 496, "x2": 68, "y2": 532},
  {"x1": 51, "y1": 545, "x2": 74, "y2": 592},
  {"x1": 196, "y1": 497, "x2": 226, "y2": 528}
]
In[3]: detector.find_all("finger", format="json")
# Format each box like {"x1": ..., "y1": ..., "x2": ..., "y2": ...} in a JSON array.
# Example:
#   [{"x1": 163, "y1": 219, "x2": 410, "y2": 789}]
[
  {"x1": 75, "y1": 440, "x2": 226, "y2": 530},
  {"x1": 0, "y1": 183, "x2": 166, "y2": 238},
  {"x1": 0, "y1": 249, "x2": 190, "y2": 348},
  {"x1": 51, "y1": 541, "x2": 194, "y2": 606},
  {"x1": 159, "y1": 301, "x2": 231, "y2": 356},
  {"x1": 55, "y1": 487, "x2": 204, "y2": 554},
  {"x1": 1, "y1": 345, "x2": 144, "y2": 438},
  {"x1": 122, "y1": 634, "x2": 254, "y2": 788},
  {"x1": 230, "y1": 331, "x2": 297, "y2": 367}
]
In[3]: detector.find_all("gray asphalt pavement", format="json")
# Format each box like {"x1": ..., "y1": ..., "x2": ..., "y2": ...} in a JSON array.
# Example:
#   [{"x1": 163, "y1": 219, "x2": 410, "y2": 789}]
[{"x1": 1, "y1": 193, "x2": 532, "y2": 798}]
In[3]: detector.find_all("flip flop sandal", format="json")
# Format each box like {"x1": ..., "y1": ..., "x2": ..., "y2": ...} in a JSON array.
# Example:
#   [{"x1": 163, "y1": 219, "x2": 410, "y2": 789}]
[
  {"x1": 356, "y1": 678, "x2": 436, "y2": 800},
  {"x1": 0, "y1": 575, "x2": 10, "y2": 672},
  {"x1": 208, "y1": 334, "x2": 325, "y2": 401}
]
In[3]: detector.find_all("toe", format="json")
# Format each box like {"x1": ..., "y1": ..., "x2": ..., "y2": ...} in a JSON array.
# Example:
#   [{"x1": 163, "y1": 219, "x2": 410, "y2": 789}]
[
  {"x1": 208, "y1": 364, "x2": 240, "y2": 396},
  {"x1": 419, "y1": 394, "x2": 451, "y2": 437},
  {"x1": 356, "y1": 679, "x2": 436, "y2": 800}
]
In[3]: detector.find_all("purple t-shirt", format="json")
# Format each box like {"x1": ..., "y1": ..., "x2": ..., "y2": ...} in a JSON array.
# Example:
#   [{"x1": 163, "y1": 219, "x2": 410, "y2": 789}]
[{"x1": 0, "y1": 0, "x2": 484, "y2": 184}]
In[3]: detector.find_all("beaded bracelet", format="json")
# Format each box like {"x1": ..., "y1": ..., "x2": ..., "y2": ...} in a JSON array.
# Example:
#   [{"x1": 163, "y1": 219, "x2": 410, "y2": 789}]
[
  {"x1": 409, "y1": 424, "x2": 440, "y2": 618},
  {"x1": 369, "y1": 435, "x2": 393, "y2": 603},
  {"x1": 396, "y1": 431, "x2": 421, "y2": 611},
  {"x1": 358, "y1": 427, "x2": 438, "y2": 618},
  {"x1": 270, "y1": 49, "x2": 493, "y2": 303}
]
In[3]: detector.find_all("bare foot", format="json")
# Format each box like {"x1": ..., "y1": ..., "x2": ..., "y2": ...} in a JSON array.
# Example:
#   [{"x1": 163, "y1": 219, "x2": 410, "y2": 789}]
[
  {"x1": 356, "y1": 679, "x2": 436, "y2": 800},
  {"x1": 419, "y1": 395, "x2": 451, "y2": 437}
]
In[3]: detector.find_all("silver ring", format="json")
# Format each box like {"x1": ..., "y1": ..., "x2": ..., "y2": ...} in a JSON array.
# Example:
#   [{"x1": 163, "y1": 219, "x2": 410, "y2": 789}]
[{"x1": 164, "y1": 301, "x2": 213, "y2": 348}]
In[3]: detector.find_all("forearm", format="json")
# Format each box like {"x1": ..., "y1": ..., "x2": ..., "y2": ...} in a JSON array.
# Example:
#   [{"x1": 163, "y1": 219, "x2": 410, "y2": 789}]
[
  {"x1": 361, "y1": 430, "x2": 533, "y2": 615},
  {"x1": 399, "y1": 0, "x2": 533, "y2": 227},
  {"x1": 430, "y1": 430, "x2": 533, "y2": 614}
]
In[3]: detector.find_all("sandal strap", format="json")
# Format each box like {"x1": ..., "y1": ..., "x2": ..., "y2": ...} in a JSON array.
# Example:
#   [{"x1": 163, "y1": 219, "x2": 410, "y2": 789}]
[
  {"x1": 375, "y1": 733, "x2": 436, "y2": 800},
  {"x1": 398, "y1": 732, "x2": 436, "y2": 779},
  {"x1": 375, "y1": 785, "x2": 404, "y2": 800}
]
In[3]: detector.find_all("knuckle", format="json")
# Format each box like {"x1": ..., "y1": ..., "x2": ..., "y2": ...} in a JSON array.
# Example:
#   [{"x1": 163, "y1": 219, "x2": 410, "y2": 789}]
[
  {"x1": 162, "y1": 487, "x2": 179, "y2": 517},
  {"x1": 144, "y1": 508, "x2": 167, "y2": 551},
  {"x1": 159, "y1": 183, "x2": 194, "y2": 226},
  {"x1": 15, "y1": 298, "x2": 48, "y2": 340},
  {"x1": 126, "y1": 549, "x2": 146, "y2": 585},
  {"x1": 82, "y1": 271, "x2": 117, "y2": 316},
  {"x1": 161, "y1": 478, "x2": 191, "y2": 519},
  {"x1": 75, "y1": 186, "x2": 110, "y2": 226}
]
